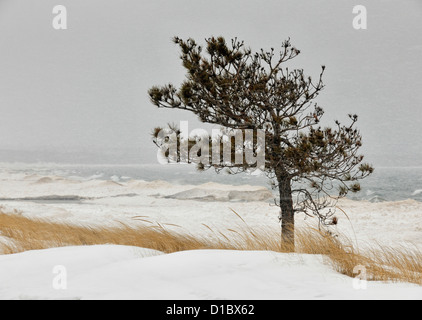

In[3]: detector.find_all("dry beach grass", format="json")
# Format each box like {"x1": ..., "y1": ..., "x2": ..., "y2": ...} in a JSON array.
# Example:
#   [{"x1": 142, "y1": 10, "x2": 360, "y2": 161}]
[{"x1": 0, "y1": 210, "x2": 421, "y2": 285}]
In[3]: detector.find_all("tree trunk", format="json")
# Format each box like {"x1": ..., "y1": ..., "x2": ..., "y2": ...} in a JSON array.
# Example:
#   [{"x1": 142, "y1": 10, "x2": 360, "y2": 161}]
[{"x1": 277, "y1": 175, "x2": 295, "y2": 250}]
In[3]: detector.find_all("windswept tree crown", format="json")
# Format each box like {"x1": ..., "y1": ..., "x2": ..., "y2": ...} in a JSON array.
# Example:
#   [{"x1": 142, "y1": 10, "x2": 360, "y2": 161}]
[{"x1": 149, "y1": 36, "x2": 373, "y2": 230}]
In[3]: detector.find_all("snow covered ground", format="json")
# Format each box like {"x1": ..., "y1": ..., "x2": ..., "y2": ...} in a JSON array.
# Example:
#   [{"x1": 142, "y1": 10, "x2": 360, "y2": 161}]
[
  {"x1": 0, "y1": 171, "x2": 421, "y2": 300},
  {"x1": 1, "y1": 245, "x2": 421, "y2": 300},
  {"x1": 0, "y1": 170, "x2": 421, "y2": 249}
]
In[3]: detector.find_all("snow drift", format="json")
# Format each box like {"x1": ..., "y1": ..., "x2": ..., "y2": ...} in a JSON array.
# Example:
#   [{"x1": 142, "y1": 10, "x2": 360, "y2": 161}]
[{"x1": 1, "y1": 245, "x2": 421, "y2": 300}]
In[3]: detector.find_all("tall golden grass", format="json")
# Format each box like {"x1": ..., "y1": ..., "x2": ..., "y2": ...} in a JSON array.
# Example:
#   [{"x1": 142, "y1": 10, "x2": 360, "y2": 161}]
[{"x1": 0, "y1": 211, "x2": 421, "y2": 285}]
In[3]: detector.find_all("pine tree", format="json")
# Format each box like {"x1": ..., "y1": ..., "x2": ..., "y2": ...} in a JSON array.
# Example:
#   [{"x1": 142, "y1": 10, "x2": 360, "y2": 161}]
[{"x1": 148, "y1": 36, "x2": 374, "y2": 248}]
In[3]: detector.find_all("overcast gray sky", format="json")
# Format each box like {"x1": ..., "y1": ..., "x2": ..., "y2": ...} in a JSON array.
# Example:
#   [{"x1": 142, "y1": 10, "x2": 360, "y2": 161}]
[{"x1": 0, "y1": 0, "x2": 421, "y2": 166}]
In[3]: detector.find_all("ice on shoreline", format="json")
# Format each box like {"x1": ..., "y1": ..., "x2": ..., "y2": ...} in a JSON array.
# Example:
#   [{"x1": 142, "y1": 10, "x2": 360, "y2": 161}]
[{"x1": 162, "y1": 187, "x2": 273, "y2": 202}]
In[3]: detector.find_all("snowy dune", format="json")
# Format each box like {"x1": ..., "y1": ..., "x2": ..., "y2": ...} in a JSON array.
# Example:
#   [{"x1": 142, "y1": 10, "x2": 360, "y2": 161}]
[
  {"x1": 1, "y1": 245, "x2": 421, "y2": 300},
  {"x1": 0, "y1": 171, "x2": 421, "y2": 300}
]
